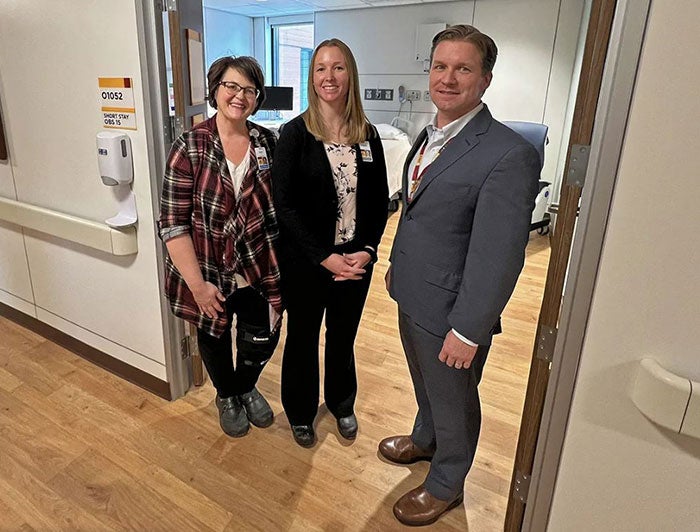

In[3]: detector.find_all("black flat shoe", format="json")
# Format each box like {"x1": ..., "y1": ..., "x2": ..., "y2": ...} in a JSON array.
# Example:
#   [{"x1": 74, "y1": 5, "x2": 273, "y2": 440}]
[
  {"x1": 239, "y1": 387, "x2": 274, "y2": 428},
  {"x1": 215, "y1": 395, "x2": 250, "y2": 437},
  {"x1": 336, "y1": 414, "x2": 358, "y2": 440},
  {"x1": 291, "y1": 424, "x2": 316, "y2": 448}
]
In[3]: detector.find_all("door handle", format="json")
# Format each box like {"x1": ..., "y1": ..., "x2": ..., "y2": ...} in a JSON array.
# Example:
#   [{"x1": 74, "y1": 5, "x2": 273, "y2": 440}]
[{"x1": 631, "y1": 358, "x2": 700, "y2": 439}]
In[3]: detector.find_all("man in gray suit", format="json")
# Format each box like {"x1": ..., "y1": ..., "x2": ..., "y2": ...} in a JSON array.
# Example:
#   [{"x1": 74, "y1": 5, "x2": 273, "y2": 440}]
[{"x1": 381, "y1": 25, "x2": 540, "y2": 526}]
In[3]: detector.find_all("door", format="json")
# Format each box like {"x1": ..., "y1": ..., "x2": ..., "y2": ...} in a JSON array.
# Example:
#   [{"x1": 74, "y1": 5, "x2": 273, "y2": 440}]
[
  {"x1": 504, "y1": 0, "x2": 619, "y2": 528},
  {"x1": 163, "y1": 0, "x2": 207, "y2": 386},
  {"x1": 543, "y1": 1, "x2": 700, "y2": 525},
  {"x1": 135, "y1": 0, "x2": 207, "y2": 398},
  {"x1": 166, "y1": 0, "x2": 208, "y2": 138}
]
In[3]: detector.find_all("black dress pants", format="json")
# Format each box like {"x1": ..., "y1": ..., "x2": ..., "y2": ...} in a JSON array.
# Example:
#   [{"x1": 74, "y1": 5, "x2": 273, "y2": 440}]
[
  {"x1": 197, "y1": 287, "x2": 279, "y2": 399},
  {"x1": 281, "y1": 253, "x2": 373, "y2": 426}
]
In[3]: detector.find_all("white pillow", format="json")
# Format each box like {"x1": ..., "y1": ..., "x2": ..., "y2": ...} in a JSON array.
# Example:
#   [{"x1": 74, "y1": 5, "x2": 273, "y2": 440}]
[{"x1": 376, "y1": 123, "x2": 405, "y2": 139}]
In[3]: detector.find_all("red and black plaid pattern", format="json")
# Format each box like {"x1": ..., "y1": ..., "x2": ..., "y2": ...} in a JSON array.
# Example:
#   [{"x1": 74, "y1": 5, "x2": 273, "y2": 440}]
[{"x1": 159, "y1": 116, "x2": 281, "y2": 337}]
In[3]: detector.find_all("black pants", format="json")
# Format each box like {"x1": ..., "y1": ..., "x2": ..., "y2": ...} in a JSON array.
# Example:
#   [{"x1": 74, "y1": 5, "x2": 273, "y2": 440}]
[
  {"x1": 197, "y1": 287, "x2": 279, "y2": 399},
  {"x1": 281, "y1": 248, "x2": 373, "y2": 426}
]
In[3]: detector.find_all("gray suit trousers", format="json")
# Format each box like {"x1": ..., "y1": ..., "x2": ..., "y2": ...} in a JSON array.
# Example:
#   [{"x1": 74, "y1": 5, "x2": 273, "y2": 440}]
[{"x1": 398, "y1": 309, "x2": 490, "y2": 500}]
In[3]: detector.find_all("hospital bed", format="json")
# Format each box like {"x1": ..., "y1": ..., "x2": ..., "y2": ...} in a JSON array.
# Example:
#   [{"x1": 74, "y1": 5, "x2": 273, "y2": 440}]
[{"x1": 376, "y1": 120, "x2": 413, "y2": 210}]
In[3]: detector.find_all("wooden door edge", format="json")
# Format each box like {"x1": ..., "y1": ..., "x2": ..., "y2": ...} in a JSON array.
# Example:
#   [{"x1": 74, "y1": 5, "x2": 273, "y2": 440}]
[{"x1": 504, "y1": 0, "x2": 619, "y2": 529}]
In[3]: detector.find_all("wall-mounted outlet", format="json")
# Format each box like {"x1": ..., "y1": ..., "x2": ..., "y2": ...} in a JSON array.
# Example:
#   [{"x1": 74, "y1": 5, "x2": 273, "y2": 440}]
[
  {"x1": 423, "y1": 90, "x2": 431, "y2": 101},
  {"x1": 406, "y1": 90, "x2": 421, "y2": 101}
]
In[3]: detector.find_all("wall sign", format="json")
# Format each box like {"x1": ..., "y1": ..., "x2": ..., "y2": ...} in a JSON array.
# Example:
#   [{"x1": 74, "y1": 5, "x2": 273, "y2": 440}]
[
  {"x1": 98, "y1": 77, "x2": 137, "y2": 130},
  {"x1": 364, "y1": 88, "x2": 394, "y2": 101}
]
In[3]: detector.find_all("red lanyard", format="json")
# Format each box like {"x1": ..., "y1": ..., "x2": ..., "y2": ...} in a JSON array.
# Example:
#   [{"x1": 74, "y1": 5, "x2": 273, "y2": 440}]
[
  {"x1": 408, "y1": 139, "x2": 429, "y2": 201},
  {"x1": 409, "y1": 136, "x2": 452, "y2": 201}
]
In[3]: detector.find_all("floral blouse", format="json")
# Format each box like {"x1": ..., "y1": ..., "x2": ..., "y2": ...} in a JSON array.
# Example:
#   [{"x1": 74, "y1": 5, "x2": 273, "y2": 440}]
[{"x1": 324, "y1": 143, "x2": 358, "y2": 244}]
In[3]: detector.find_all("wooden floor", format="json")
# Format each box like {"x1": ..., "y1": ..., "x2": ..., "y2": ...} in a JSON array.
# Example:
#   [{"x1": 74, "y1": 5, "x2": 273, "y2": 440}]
[{"x1": 0, "y1": 212, "x2": 550, "y2": 531}]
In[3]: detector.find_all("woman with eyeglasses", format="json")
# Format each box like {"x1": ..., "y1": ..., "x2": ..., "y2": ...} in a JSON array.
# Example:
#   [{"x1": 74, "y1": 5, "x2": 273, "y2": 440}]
[
  {"x1": 159, "y1": 56, "x2": 282, "y2": 438},
  {"x1": 271, "y1": 39, "x2": 389, "y2": 447}
]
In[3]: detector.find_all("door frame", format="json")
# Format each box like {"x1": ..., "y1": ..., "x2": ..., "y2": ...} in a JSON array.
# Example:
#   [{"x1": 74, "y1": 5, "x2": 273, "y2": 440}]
[
  {"x1": 135, "y1": 0, "x2": 192, "y2": 400},
  {"x1": 523, "y1": 0, "x2": 652, "y2": 528}
]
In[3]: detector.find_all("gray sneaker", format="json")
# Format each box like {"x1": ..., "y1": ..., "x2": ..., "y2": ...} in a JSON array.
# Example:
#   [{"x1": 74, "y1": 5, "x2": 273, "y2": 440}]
[
  {"x1": 215, "y1": 395, "x2": 250, "y2": 437},
  {"x1": 239, "y1": 387, "x2": 274, "y2": 428}
]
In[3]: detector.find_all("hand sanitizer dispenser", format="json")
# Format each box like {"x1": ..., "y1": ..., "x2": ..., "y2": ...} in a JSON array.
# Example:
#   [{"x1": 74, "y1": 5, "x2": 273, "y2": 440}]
[{"x1": 96, "y1": 131, "x2": 137, "y2": 228}]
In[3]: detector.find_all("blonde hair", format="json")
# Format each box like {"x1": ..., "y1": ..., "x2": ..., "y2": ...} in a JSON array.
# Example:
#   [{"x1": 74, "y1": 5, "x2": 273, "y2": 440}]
[{"x1": 303, "y1": 39, "x2": 371, "y2": 145}]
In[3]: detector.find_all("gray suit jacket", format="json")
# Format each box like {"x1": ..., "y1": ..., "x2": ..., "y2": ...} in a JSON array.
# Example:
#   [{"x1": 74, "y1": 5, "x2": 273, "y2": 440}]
[{"x1": 389, "y1": 105, "x2": 540, "y2": 345}]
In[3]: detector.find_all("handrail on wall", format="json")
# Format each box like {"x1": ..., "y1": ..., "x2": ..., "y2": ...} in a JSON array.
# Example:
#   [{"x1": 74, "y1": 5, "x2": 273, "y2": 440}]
[{"x1": 0, "y1": 196, "x2": 137, "y2": 256}]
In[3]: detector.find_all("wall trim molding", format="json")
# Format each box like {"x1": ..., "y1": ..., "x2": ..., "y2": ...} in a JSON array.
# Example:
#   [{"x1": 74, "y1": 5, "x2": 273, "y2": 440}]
[{"x1": 0, "y1": 301, "x2": 171, "y2": 400}]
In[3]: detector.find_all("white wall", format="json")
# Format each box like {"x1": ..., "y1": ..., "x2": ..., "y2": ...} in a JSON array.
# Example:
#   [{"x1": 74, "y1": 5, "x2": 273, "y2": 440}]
[
  {"x1": 315, "y1": 1, "x2": 473, "y2": 140},
  {"x1": 315, "y1": 0, "x2": 586, "y2": 189},
  {"x1": 0, "y1": 0, "x2": 168, "y2": 380},
  {"x1": 204, "y1": 7, "x2": 253, "y2": 68},
  {"x1": 0, "y1": 115, "x2": 34, "y2": 315},
  {"x1": 548, "y1": 0, "x2": 700, "y2": 529},
  {"x1": 482, "y1": 0, "x2": 586, "y2": 195},
  {"x1": 549, "y1": 0, "x2": 590, "y2": 203}
]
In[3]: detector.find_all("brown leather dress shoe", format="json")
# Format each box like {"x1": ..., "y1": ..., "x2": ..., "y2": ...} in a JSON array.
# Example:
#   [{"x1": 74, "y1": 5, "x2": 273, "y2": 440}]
[
  {"x1": 378, "y1": 435, "x2": 434, "y2": 464},
  {"x1": 393, "y1": 485, "x2": 464, "y2": 526}
]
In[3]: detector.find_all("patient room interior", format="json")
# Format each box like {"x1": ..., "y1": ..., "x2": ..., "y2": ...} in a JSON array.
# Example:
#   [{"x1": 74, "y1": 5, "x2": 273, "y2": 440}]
[{"x1": 0, "y1": 0, "x2": 594, "y2": 529}]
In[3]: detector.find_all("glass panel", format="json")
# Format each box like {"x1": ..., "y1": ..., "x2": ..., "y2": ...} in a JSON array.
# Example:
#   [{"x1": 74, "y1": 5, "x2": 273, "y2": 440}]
[{"x1": 271, "y1": 23, "x2": 314, "y2": 121}]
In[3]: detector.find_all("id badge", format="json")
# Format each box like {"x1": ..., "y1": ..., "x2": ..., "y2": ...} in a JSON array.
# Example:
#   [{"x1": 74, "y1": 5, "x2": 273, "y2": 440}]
[
  {"x1": 255, "y1": 146, "x2": 270, "y2": 170},
  {"x1": 359, "y1": 141, "x2": 373, "y2": 162}
]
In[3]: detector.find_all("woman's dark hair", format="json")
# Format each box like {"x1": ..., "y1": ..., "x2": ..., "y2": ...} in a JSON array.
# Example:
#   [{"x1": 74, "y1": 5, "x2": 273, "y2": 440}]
[{"x1": 207, "y1": 56, "x2": 266, "y2": 113}]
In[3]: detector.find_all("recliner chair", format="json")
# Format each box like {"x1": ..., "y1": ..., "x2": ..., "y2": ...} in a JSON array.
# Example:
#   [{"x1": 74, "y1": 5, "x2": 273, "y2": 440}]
[{"x1": 502, "y1": 121, "x2": 551, "y2": 234}]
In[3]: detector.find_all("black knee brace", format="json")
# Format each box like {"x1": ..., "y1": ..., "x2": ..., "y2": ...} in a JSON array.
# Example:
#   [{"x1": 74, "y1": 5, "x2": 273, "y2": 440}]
[{"x1": 236, "y1": 322, "x2": 280, "y2": 367}]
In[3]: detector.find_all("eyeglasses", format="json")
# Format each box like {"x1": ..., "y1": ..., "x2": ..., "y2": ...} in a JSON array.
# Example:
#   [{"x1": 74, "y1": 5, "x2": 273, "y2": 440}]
[{"x1": 218, "y1": 81, "x2": 259, "y2": 100}]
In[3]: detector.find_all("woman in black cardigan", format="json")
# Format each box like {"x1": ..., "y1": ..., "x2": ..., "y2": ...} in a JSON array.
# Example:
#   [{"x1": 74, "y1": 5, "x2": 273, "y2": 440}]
[{"x1": 271, "y1": 38, "x2": 389, "y2": 447}]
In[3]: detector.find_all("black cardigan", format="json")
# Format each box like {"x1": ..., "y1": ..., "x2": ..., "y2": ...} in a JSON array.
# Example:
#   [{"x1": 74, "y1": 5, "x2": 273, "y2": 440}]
[{"x1": 271, "y1": 115, "x2": 389, "y2": 270}]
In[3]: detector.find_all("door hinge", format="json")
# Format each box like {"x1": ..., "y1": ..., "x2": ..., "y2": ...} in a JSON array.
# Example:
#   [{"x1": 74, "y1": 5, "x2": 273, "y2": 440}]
[
  {"x1": 566, "y1": 144, "x2": 590, "y2": 187},
  {"x1": 513, "y1": 470, "x2": 531, "y2": 504},
  {"x1": 180, "y1": 335, "x2": 196, "y2": 359},
  {"x1": 155, "y1": 0, "x2": 174, "y2": 12},
  {"x1": 162, "y1": 122, "x2": 173, "y2": 147},
  {"x1": 170, "y1": 115, "x2": 185, "y2": 140},
  {"x1": 536, "y1": 324, "x2": 557, "y2": 363}
]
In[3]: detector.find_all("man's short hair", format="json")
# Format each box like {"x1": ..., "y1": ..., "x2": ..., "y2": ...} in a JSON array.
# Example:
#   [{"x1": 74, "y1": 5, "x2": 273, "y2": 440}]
[{"x1": 430, "y1": 24, "x2": 498, "y2": 74}]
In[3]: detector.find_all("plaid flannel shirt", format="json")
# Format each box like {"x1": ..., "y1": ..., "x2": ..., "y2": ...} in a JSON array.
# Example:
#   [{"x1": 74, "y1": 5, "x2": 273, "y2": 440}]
[{"x1": 158, "y1": 116, "x2": 281, "y2": 337}]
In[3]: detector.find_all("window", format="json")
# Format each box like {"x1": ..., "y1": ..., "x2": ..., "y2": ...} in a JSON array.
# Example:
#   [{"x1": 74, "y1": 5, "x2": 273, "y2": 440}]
[{"x1": 271, "y1": 23, "x2": 314, "y2": 120}]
